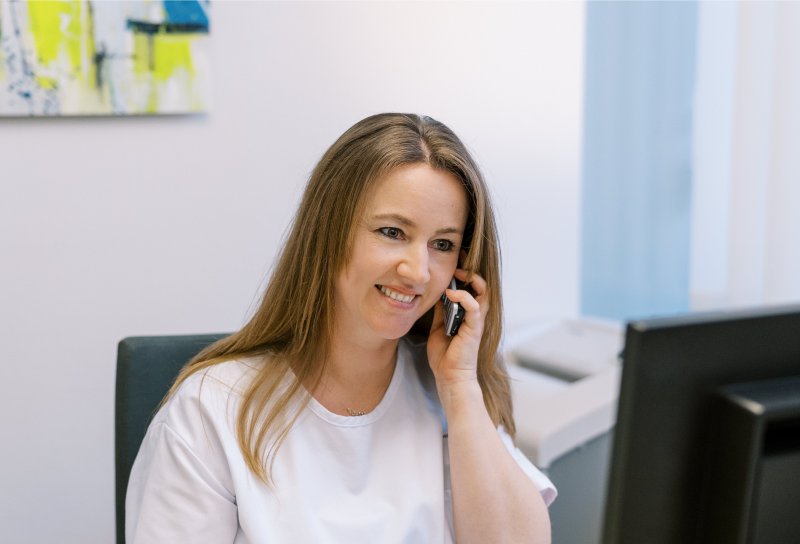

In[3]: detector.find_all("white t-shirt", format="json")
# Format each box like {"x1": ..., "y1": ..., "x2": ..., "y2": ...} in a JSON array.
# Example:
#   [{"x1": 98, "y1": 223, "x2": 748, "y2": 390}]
[{"x1": 126, "y1": 338, "x2": 557, "y2": 543}]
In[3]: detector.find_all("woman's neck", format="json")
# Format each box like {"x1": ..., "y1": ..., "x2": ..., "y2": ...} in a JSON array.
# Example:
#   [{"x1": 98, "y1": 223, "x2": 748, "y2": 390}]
[{"x1": 314, "y1": 330, "x2": 399, "y2": 416}]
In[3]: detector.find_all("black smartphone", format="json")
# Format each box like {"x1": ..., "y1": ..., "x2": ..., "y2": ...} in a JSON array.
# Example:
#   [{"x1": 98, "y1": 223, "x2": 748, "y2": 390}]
[{"x1": 441, "y1": 278, "x2": 466, "y2": 336}]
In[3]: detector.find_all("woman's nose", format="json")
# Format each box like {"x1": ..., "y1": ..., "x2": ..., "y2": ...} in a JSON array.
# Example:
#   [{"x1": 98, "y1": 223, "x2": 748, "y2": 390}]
[{"x1": 397, "y1": 244, "x2": 431, "y2": 284}]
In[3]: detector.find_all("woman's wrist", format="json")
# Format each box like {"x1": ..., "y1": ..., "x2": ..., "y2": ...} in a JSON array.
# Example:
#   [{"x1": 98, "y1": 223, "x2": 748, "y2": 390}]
[{"x1": 436, "y1": 378, "x2": 486, "y2": 422}]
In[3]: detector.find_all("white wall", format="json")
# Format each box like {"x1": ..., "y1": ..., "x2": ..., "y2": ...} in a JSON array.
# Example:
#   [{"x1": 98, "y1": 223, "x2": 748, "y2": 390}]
[
  {"x1": 690, "y1": 0, "x2": 738, "y2": 311},
  {"x1": 0, "y1": 2, "x2": 585, "y2": 541},
  {"x1": 691, "y1": 0, "x2": 800, "y2": 310}
]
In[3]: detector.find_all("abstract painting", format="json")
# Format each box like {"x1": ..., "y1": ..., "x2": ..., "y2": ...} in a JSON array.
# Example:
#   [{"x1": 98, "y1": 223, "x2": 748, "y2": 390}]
[{"x1": 0, "y1": 0, "x2": 210, "y2": 116}]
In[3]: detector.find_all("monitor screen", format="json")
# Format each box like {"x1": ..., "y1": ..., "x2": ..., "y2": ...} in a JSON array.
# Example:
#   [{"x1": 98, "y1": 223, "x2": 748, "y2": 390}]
[{"x1": 603, "y1": 305, "x2": 800, "y2": 544}]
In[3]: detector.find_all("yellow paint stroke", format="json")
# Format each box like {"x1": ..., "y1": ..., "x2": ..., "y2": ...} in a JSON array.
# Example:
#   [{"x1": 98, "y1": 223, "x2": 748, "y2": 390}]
[
  {"x1": 135, "y1": 31, "x2": 197, "y2": 113},
  {"x1": 35, "y1": 75, "x2": 58, "y2": 90},
  {"x1": 133, "y1": 32, "x2": 150, "y2": 75},
  {"x1": 0, "y1": 50, "x2": 5, "y2": 91},
  {"x1": 152, "y1": 33, "x2": 195, "y2": 81},
  {"x1": 27, "y1": 1, "x2": 83, "y2": 72},
  {"x1": 82, "y1": 0, "x2": 98, "y2": 90}
]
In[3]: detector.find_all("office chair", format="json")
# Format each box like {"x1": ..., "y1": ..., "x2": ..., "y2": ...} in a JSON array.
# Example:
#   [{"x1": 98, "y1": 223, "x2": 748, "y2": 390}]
[{"x1": 115, "y1": 333, "x2": 230, "y2": 544}]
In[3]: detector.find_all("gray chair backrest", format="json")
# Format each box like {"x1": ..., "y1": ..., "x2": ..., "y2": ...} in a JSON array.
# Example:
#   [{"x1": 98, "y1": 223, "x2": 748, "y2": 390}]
[{"x1": 115, "y1": 334, "x2": 230, "y2": 544}]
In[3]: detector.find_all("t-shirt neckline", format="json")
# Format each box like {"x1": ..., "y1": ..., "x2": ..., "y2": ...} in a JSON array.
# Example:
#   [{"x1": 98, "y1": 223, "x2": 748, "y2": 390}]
[{"x1": 305, "y1": 340, "x2": 407, "y2": 427}]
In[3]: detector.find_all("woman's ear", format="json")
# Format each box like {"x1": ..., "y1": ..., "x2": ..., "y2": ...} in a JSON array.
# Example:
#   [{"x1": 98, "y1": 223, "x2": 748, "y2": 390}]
[{"x1": 459, "y1": 248, "x2": 468, "y2": 268}]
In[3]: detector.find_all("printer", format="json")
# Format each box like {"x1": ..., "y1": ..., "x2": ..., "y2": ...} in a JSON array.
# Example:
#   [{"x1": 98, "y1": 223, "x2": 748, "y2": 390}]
[{"x1": 505, "y1": 318, "x2": 624, "y2": 544}]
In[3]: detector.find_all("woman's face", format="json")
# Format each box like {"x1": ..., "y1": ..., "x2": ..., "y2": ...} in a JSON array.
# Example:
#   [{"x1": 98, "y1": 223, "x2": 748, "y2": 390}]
[{"x1": 335, "y1": 163, "x2": 469, "y2": 344}]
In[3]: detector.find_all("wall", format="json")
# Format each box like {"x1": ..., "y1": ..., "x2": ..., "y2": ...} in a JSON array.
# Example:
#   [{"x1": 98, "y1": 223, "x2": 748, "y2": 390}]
[
  {"x1": 0, "y1": 2, "x2": 585, "y2": 541},
  {"x1": 691, "y1": 0, "x2": 800, "y2": 310},
  {"x1": 581, "y1": 1, "x2": 697, "y2": 321}
]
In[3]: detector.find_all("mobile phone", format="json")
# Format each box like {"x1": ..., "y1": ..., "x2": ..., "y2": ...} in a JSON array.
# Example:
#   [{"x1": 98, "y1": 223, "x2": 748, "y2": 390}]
[{"x1": 441, "y1": 278, "x2": 466, "y2": 336}]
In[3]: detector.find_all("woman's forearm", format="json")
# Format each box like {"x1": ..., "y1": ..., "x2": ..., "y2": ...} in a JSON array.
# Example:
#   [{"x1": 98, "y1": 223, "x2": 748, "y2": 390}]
[{"x1": 440, "y1": 379, "x2": 551, "y2": 544}]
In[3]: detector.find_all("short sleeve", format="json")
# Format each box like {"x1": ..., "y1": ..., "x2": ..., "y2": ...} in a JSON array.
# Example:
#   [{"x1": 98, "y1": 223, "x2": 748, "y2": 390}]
[
  {"x1": 497, "y1": 426, "x2": 558, "y2": 507},
  {"x1": 126, "y1": 420, "x2": 239, "y2": 543}
]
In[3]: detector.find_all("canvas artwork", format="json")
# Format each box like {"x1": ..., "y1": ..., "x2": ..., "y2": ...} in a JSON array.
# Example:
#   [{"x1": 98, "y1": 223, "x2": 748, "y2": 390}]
[{"x1": 0, "y1": 0, "x2": 210, "y2": 116}]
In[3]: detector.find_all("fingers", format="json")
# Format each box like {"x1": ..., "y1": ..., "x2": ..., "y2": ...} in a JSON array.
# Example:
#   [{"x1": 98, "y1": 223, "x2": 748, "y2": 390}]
[
  {"x1": 443, "y1": 287, "x2": 483, "y2": 333},
  {"x1": 453, "y1": 268, "x2": 488, "y2": 302},
  {"x1": 444, "y1": 287, "x2": 480, "y2": 313},
  {"x1": 449, "y1": 269, "x2": 489, "y2": 336}
]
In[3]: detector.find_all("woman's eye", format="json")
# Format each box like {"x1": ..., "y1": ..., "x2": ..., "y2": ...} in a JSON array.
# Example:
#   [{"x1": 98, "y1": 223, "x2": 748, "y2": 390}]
[
  {"x1": 379, "y1": 227, "x2": 402, "y2": 239},
  {"x1": 433, "y1": 239, "x2": 454, "y2": 252}
]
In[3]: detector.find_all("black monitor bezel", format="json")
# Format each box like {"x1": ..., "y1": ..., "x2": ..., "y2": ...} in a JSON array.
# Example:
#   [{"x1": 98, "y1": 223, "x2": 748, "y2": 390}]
[{"x1": 603, "y1": 304, "x2": 800, "y2": 544}]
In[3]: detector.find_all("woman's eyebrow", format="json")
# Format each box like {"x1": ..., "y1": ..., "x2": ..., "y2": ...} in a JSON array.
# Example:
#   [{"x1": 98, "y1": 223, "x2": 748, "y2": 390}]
[
  {"x1": 370, "y1": 213, "x2": 463, "y2": 235},
  {"x1": 372, "y1": 213, "x2": 415, "y2": 227}
]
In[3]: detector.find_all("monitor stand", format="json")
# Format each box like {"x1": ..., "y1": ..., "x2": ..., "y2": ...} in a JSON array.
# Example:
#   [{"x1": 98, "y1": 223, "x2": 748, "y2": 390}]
[{"x1": 700, "y1": 375, "x2": 800, "y2": 543}]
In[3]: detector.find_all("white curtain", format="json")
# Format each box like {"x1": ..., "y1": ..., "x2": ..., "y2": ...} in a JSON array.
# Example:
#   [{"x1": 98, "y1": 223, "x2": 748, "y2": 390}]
[{"x1": 691, "y1": 1, "x2": 800, "y2": 310}]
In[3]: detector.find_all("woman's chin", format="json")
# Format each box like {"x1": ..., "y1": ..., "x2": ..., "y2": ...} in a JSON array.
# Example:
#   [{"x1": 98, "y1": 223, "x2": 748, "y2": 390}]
[{"x1": 370, "y1": 318, "x2": 417, "y2": 341}]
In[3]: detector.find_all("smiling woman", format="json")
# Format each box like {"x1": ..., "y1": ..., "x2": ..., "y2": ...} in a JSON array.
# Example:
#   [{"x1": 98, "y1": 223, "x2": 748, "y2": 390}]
[
  {"x1": 125, "y1": 114, "x2": 556, "y2": 544},
  {"x1": 337, "y1": 164, "x2": 467, "y2": 341}
]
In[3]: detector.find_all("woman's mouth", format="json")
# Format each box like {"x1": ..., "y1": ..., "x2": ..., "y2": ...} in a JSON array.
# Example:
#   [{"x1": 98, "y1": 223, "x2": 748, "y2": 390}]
[{"x1": 376, "y1": 285, "x2": 418, "y2": 304}]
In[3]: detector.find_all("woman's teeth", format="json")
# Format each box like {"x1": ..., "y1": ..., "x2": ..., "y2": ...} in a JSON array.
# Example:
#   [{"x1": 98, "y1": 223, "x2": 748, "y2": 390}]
[{"x1": 378, "y1": 285, "x2": 416, "y2": 303}]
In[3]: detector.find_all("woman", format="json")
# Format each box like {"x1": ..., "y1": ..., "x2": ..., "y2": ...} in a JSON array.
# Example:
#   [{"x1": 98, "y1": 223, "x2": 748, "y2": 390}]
[{"x1": 126, "y1": 114, "x2": 556, "y2": 543}]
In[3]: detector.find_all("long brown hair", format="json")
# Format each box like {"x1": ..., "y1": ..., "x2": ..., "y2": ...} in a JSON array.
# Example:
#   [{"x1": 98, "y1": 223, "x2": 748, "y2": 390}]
[{"x1": 163, "y1": 113, "x2": 513, "y2": 485}]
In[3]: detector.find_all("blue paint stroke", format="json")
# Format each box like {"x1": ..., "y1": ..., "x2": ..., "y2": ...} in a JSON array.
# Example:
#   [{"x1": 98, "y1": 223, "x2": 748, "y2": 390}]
[{"x1": 163, "y1": 1, "x2": 209, "y2": 30}]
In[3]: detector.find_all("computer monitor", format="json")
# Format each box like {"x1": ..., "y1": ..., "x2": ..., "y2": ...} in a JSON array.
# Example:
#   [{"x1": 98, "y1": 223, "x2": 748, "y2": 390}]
[{"x1": 603, "y1": 305, "x2": 800, "y2": 544}]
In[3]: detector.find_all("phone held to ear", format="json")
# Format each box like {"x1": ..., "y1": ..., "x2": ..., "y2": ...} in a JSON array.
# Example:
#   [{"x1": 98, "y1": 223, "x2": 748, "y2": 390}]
[{"x1": 441, "y1": 277, "x2": 466, "y2": 336}]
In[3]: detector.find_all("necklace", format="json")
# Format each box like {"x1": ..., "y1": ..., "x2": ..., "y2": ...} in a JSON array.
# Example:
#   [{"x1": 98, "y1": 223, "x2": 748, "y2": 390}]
[
  {"x1": 322, "y1": 360, "x2": 396, "y2": 417},
  {"x1": 326, "y1": 377, "x2": 391, "y2": 416}
]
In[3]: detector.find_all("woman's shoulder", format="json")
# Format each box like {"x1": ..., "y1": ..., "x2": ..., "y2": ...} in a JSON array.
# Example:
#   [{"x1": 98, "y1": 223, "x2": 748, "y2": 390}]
[
  {"x1": 127, "y1": 361, "x2": 254, "y2": 530},
  {"x1": 178, "y1": 356, "x2": 264, "y2": 401},
  {"x1": 153, "y1": 356, "x2": 266, "y2": 436}
]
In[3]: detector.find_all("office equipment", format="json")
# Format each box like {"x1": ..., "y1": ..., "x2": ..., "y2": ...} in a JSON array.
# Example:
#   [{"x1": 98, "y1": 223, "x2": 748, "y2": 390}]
[
  {"x1": 507, "y1": 318, "x2": 623, "y2": 544},
  {"x1": 703, "y1": 375, "x2": 800, "y2": 543},
  {"x1": 515, "y1": 318, "x2": 623, "y2": 382},
  {"x1": 510, "y1": 318, "x2": 623, "y2": 468},
  {"x1": 115, "y1": 334, "x2": 229, "y2": 544},
  {"x1": 603, "y1": 305, "x2": 800, "y2": 544}
]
